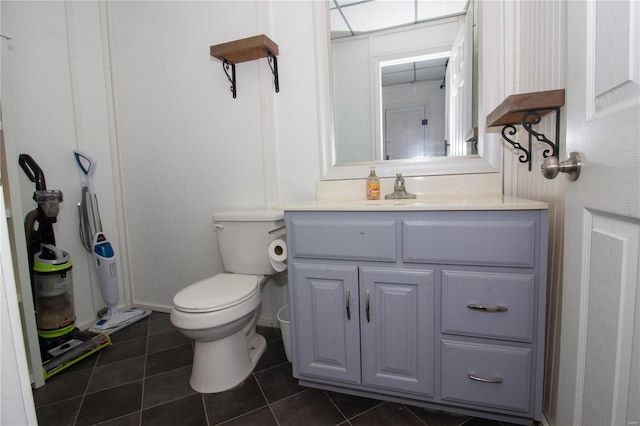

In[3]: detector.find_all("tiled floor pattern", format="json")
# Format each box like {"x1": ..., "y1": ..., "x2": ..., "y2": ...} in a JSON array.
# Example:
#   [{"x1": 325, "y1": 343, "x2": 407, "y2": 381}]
[{"x1": 33, "y1": 312, "x2": 521, "y2": 426}]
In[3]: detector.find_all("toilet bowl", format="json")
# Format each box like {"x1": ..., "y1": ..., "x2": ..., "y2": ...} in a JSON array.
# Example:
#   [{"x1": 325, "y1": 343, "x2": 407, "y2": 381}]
[{"x1": 170, "y1": 209, "x2": 285, "y2": 393}]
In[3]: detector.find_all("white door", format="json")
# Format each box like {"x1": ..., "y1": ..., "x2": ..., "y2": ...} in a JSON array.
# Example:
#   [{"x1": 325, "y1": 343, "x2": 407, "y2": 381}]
[
  {"x1": 446, "y1": 6, "x2": 472, "y2": 157},
  {"x1": 557, "y1": 1, "x2": 640, "y2": 426},
  {"x1": 384, "y1": 105, "x2": 428, "y2": 160}
]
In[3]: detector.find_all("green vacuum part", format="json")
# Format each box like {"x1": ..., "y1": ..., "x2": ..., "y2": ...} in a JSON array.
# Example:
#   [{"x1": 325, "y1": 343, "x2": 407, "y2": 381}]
[
  {"x1": 37, "y1": 324, "x2": 76, "y2": 340},
  {"x1": 42, "y1": 332, "x2": 111, "y2": 380}
]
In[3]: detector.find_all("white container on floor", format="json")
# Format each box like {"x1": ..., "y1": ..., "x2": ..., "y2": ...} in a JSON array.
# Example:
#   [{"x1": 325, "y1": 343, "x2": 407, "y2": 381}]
[{"x1": 277, "y1": 304, "x2": 292, "y2": 363}]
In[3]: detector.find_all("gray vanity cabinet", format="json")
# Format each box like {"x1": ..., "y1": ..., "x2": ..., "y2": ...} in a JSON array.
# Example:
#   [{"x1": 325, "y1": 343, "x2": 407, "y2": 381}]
[
  {"x1": 285, "y1": 209, "x2": 548, "y2": 425},
  {"x1": 292, "y1": 262, "x2": 434, "y2": 396}
]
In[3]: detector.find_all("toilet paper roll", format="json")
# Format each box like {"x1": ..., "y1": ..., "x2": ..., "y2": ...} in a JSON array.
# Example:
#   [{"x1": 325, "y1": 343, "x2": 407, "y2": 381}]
[{"x1": 268, "y1": 237, "x2": 287, "y2": 272}]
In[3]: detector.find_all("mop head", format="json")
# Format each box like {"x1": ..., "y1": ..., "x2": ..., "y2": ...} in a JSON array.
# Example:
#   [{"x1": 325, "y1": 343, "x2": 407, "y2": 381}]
[{"x1": 88, "y1": 308, "x2": 152, "y2": 335}]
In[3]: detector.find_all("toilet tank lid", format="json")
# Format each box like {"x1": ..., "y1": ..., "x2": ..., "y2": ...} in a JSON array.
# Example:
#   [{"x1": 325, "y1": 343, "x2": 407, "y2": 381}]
[{"x1": 214, "y1": 209, "x2": 284, "y2": 222}]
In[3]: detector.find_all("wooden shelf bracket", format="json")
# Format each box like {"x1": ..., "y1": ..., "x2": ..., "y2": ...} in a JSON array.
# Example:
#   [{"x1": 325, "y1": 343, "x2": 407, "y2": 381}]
[
  {"x1": 487, "y1": 89, "x2": 565, "y2": 171},
  {"x1": 210, "y1": 35, "x2": 280, "y2": 99}
]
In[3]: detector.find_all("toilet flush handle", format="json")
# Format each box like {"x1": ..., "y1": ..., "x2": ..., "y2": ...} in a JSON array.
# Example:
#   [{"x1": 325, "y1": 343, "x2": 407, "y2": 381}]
[
  {"x1": 213, "y1": 224, "x2": 224, "y2": 231},
  {"x1": 268, "y1": 225, "x2": 286, "y2": 235}
]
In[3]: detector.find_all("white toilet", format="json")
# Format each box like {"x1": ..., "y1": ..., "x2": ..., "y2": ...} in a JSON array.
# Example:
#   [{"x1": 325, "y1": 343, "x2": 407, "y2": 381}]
[{"x1": 170, "y1": 209, "x2": 285, "y2": 393}]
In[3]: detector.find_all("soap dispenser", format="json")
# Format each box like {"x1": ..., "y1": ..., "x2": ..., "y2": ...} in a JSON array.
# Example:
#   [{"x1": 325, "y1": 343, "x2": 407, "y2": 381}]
[{"x1": 366, "y1": 166, "x2": 380, "y2": 200}]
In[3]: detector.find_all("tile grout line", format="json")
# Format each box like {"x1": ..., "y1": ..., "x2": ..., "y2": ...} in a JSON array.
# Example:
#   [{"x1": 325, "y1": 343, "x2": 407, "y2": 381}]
[
  {"x1": 341, "y1": 399, "x2": 385, "y2": 423},
  {"x1": 138, "y1": 317, "x2": 152, "y2": 426},
  {"x1": 253, "y1": 370, "x2": 282, "y2": 426},
  {"x1": 322, "y1": 390, "x2": 350, "y2": 425},
  {"x1": 404, "y1": 404, "x2": 430, "y2": 426},
  {"x1": 72, "y1": 353, "x2": 99, "y2": 426},
  {"x1": 201, "y1": 392, "x2": 211, "y2": 426}
]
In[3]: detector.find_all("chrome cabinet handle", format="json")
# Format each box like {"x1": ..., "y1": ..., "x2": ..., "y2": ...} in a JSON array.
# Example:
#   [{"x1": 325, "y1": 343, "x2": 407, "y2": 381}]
[
  {"x1": 467, "y1": 303, "x2": 508, "y2": 313},
  {"x1": 346, "y1": 289, "x2": 351, "y2": 320},
  {"x1": 468, "y1": 374, "x2": 503, "y2": 384},
  {"x1": 365, "y1": 290, "x2": 371, "y2": 322}
]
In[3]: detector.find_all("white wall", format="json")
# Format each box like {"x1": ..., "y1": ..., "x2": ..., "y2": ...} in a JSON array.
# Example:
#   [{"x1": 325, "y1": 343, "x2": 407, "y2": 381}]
[
  {"x1": 1, "y1": 0, "x2": 322, "y2": 335},
  {"x1": 480, "y1": 1, "x2": 567, "y2": 424},
  {"x1": 1, "y1": 1, "x2": 121, "y2": 329},
  {"x1": 332, "y1": 37, "x2": 372, "y2": 163},
  {"x1": 105, "y1": 0, "x2": 321, "y2": 312},
  {"x1": 1, "y1": 187, "x2": 38, "y2": 425},
  {"x1": 106, "y1": 1, "x2": 266, "y2": 309}
]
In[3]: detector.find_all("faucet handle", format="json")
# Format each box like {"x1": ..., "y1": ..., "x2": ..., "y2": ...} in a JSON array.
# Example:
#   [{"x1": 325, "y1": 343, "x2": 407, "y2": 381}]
[{"x1": 394, "y1": 173, "x2": 405, "y2": 189}]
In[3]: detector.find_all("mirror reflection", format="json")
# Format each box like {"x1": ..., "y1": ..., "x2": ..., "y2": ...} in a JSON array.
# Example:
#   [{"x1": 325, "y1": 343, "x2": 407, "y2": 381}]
[
  {"x1": 330, "y1": 0, "x2": 474, "y2": 165},
  {"x1": 380, "y1": 54, "x2": 448, "y2": 160}
]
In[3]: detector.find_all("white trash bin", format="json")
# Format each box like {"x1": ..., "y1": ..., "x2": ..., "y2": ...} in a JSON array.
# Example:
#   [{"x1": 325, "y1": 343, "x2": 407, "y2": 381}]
[{"x1": 277, "y1": 304, "x2": 292, "y2": 363}]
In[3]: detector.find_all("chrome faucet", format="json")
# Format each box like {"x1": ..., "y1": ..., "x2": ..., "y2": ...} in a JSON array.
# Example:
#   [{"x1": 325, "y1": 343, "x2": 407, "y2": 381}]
[{"x1": 385, "y1": 173, "x2": 416, "y2": 199}]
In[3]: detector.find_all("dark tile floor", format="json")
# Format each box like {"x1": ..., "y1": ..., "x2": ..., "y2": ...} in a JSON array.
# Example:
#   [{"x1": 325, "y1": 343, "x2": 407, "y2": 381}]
[{"x1": 33, "y1": 312, "x2": 520, "y2": 426}]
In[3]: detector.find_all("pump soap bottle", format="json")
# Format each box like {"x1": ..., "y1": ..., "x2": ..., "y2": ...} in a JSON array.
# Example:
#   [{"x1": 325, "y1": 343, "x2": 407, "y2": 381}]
[{"x1": 366, "y1": 166, "x2": 380, "y2": 200}]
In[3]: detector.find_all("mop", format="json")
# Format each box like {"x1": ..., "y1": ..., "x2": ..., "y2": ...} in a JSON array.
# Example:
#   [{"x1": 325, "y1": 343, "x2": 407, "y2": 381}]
[{"x1": 74, "y1": 150, "x2": 151, "y2": 334}]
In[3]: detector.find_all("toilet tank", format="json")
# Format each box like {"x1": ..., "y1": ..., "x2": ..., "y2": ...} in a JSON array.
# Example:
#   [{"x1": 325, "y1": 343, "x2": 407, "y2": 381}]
[{"x1": 214, "y1": 209, "x2": 285, "y2": 275}]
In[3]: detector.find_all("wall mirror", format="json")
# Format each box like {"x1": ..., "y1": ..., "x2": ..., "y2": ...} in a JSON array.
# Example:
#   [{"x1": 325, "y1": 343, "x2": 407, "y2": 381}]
[{"x1": 316, "y1": 0, "x2": 496, "y2": 180}]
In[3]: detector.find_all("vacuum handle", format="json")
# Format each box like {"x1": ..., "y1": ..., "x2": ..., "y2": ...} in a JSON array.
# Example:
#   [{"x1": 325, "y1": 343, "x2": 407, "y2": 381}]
[
  {"x1": 19, "y1": 154, "x2": 47, "y2": 191},
  {"x1": 39, "y1": 243, "x2": 65, "y2": 261},
  {"x1": 73, "y1": 150, "x2": 96, "y2": 193}
]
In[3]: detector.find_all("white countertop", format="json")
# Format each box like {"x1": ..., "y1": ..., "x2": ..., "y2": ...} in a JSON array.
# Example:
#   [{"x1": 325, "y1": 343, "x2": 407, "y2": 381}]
[{"x1": 278, "y1": 194, "x2": 549, "y2": 211}]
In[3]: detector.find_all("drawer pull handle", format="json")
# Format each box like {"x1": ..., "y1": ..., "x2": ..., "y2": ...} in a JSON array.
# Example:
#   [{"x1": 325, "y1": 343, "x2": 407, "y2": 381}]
[
  {"x1": 366, "y1": 290, "x2": 371, "y2": 322},
  {"x1": 468, "y1": 374, "x2": 503, "y2": 384},
  {"x1": 467, "y1": 303, "x2": 508, "y2": 313},
  {"x1": 346, "y1": 289, "x2": 351, "y2": 320}
]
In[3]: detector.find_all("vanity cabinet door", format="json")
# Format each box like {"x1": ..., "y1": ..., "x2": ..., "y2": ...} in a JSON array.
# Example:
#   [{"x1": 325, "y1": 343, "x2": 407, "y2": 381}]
[
  {"x1": 360, "y1": 267, "x2": 435, "y2": 397},
  {"x1": 292, "y1": 262, "x2": 361, "y2": 384}
]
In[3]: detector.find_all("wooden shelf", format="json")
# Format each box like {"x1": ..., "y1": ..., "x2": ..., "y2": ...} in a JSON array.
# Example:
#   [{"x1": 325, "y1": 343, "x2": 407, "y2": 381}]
[
  {"x1": 210, "y1": 34, "x2": 278, "y2": 64},
  {"x1": 486, "y1": 89, "x2": 565, "y2": 127}
]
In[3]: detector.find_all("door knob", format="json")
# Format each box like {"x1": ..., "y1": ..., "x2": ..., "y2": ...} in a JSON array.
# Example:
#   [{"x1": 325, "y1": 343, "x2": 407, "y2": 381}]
[{"x1": 541, "y1": 151, "x2": 581, "y2": 181}]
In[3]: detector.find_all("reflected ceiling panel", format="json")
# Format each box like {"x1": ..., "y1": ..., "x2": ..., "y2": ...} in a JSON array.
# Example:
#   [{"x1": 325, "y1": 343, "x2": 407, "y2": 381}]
[
  {"x1": 417, "y1": 0, "x2": 470, "y2": 21},
  {"x1": 331, "y1": 0, "x2": 469, "y2": 39},
  {"x1": 381, "y1": 56, "x2": 448, "y2": 87}
]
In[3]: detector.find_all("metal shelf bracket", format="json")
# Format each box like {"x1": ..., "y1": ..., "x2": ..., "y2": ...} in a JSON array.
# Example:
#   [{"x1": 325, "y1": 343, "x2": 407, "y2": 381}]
[
  {"x1": 500, "y1": 108, "x2": 561, "y2": 171},
  {"x1": 222, "y1": 60, "x2": 236, "y2": 99},
  {"x1": 266, "y1": 50, "x2": 279, "y2": 94}
]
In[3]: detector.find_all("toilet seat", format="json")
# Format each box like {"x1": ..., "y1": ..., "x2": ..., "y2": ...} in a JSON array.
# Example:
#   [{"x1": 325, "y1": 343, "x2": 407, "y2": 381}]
[{"x1": 173, "y1": 273, "x2": 259, "y2": 313}]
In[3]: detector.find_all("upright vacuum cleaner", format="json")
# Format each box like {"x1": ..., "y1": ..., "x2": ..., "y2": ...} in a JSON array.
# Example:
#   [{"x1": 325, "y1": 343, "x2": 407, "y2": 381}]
[
  {"x1": 19, "y1": 154, "x2": 110, "y2": 380},
  {"x1": 73, "y1": 150, "x2": 151, "y2": 334}
]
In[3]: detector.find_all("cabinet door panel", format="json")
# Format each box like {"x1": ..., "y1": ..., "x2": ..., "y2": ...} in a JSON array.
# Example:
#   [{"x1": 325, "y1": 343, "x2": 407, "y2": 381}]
[
  {"x1": 293, "y1": 263, "x2": 360, "y2": 384},
  {"x1": 360, "y1": 267, "x2": 434, "y2": 396}
]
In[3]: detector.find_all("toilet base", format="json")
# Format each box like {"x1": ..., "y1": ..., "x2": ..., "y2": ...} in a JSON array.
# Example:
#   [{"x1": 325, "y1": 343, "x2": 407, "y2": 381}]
[{"x1": 189, "y1": 329, "x2": 266, "y2": 393}]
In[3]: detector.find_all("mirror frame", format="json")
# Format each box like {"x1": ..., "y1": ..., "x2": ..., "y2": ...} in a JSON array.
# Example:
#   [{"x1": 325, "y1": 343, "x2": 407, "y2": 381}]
[{"x1": 313, "y1": 1, "x2": 498, "y2": 180}]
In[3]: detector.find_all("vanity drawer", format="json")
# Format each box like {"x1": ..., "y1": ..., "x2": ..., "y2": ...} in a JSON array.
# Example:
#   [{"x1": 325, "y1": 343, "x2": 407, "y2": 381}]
[
  {"x1": 441, "y1": 340, "x2": 531, "y2": 413},
  {"x1": 289, "y1": 219, "x2": 397, "y2": 262},
  {"x1": 403, "y1": 220, "x2": 536, "y2": 267},
  {"x1": 441, "y1": 270, "x2": 535, "y2": 342}
]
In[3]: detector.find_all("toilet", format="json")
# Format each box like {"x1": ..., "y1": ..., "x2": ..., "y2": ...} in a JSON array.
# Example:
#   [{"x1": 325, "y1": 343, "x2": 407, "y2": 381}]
[{"x1": 170, "y1": 209, "x2": 285, "y2": 393}]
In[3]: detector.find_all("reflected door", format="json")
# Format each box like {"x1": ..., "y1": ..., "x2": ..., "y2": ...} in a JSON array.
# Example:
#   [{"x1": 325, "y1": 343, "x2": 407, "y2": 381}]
[{"x1": 384, "y1": 104, "x2": 434, "y2": 160}]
